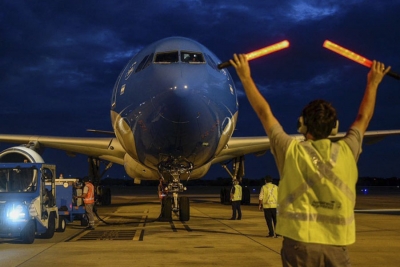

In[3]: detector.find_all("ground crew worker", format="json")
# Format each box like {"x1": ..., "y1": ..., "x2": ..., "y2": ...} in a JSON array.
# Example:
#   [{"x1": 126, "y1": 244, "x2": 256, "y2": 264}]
[
  {"x1": 230, "y1": 53, "x2": 390, "y2": 266},
  {"x1": 230, "y1": 179, "x2": 242, "y2": 220},
  {"x1": 76, "y1": 176, "x2": 96, "y2": 230},
  {"x1": 259, "y1": 176, "x2": 278, "y2": 237}
]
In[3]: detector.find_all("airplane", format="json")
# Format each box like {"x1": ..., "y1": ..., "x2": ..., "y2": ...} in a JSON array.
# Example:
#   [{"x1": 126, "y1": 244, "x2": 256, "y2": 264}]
[{"x1": 1, "y1": 36, "x2": 400, "y2": 221}]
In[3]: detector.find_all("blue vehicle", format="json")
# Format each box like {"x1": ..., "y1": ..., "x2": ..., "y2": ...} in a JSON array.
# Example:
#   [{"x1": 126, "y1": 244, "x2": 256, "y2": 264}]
[
  {"x1": 53, "y1": 178, "x2": 88, "y2": 228},
  {"x1": 0, "y1": 162, "x2": 60, "y2": 244}
]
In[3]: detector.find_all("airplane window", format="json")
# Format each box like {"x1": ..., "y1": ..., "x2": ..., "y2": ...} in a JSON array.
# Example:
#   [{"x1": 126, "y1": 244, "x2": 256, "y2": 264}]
[
  {"x1": 0, "y1": 167, "x2": 37, "y2": 192},
  {"x1": 135, "y1": 55, "x2": 150, "y2": 73},
  {"x1": 42, "y1": 168, "x2": 53, "y2": 181},
  {"x1": 154, "y1": 51, "x2": 179, "y2": 63},
  {"x1": 181, "y1": 51, "x2": 205, "y2": 63},
  {"x1": 204, "y1": 53, "x2": 218, "y2": 70},
  {"x1": 143, "y1": 53, "x2": 154, "y2": 69}
]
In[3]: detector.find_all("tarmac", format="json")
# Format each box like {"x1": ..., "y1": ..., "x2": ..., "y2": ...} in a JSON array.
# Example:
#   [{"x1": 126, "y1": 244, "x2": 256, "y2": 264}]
[{"x1": 1, "y1": 186, "x2": 400, "y2": 267}]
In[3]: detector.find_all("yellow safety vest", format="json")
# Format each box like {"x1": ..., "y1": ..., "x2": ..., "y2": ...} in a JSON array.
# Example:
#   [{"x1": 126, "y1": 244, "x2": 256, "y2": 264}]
[
  {"x1": 231, "y1": 185, "x2": 242, "y2": 201},
  {"x1": 262, "y1": 183, "x2": 278, "y2": 208},
  {"x1": 276, "y1": 139, "x2": 357, "y2": 246}
]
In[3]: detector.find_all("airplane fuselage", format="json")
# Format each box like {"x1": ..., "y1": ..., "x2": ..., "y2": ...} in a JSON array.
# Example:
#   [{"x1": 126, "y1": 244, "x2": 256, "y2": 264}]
[{"x1": 110, "y1": 37, "x2": 238, "y2": 180}]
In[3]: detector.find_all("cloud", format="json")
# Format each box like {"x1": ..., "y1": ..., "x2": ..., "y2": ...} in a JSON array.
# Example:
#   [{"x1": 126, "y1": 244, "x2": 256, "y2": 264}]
[
  {"x1": 287, "y1": 1, "x2": 339, "y2": 22},
  {"x1": 103, "y1": 49, "x2": 140, "y2": 63},
  {"x1": 234, "y1": 67, "x2": 343, "y2": 101},
  {"x1": 1, "y1": 0, "x2": 400, "y2": 179}
]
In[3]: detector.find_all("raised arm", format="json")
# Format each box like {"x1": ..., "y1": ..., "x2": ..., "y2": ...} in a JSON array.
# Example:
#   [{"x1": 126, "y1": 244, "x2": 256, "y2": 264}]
[
  {"x1": 230, "y1": 54, "x2": 279, "y2": 136},
  {"x1": 352, "y1": 60, "x2": 391, "y2": 135}
]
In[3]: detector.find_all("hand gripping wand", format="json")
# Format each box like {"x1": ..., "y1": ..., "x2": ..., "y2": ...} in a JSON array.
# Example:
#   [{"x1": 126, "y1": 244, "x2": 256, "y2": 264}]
[{"x1": 323, "y1": 40, "x2": 400, "y2": 80}]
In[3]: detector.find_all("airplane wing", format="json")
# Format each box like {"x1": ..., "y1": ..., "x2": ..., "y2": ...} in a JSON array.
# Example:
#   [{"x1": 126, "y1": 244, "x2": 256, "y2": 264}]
[
  {"x1": 0, "y1": 134, "x2": 126, "y2": 165},
  {"x1": 211, "y1": 129, "x2": 400, "y2": 164},
  {"x1": 1, "y1": 129, "x2": 400, "y2": 168}
]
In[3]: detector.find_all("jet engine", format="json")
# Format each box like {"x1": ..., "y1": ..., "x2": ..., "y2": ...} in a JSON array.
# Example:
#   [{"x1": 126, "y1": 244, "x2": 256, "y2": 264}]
[{"x1": 0, "y1": 146, "x2": 45, "y2": 163}]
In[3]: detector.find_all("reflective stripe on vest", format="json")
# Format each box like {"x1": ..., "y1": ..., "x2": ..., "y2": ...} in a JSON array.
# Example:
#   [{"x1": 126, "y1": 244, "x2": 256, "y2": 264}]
[
  {"x1": 232, "y1": 185, "x2": 242, "y2": 201},
  {"x1": 301, "y1": 142, "x2": 355, "y2": 202},
  {"x1": 276, "y1": 140, "x2": 357, "y2": 245},
  {"x1": 279, "y1": 142, "x2": 355, "y2": 224},
  {"x1": 262, "y1": 184, "x2": 277, "y2": 208},
  {"x1": 84, "y1": 183, "x2": 95, "y2": 204}
]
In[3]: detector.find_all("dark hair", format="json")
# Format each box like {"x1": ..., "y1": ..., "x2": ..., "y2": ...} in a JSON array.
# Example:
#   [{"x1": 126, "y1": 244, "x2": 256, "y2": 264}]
[
  {"x1": 83, "y1": 176, "x2": 92, "y2": 182},
  {"x1": 264, "y1": 176, "x2": 273, "y2": 183},
  {"x1": 302, "y1": 99, "x2": 337, "y2": 139}
]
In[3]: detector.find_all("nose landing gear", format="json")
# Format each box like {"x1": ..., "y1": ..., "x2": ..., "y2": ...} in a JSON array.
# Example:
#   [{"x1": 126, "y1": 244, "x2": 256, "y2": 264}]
[{"x1": 158, "y1": 159, "x2": 192, "y2": 221}]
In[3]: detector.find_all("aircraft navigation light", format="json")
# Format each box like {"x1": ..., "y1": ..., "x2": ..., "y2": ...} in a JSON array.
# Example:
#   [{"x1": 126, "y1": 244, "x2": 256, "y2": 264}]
[
  {"x1": 323, "y1": 40, "x2": 400, "y2": 80},
  {"x1": 218, "y1": 40, "x2": 290, "y2": 69}
]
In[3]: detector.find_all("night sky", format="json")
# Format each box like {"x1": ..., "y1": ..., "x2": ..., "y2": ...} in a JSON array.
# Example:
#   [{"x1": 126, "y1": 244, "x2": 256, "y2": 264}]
[{"x1": 1, "y1": 1, "x2": 400, "y2": 180}]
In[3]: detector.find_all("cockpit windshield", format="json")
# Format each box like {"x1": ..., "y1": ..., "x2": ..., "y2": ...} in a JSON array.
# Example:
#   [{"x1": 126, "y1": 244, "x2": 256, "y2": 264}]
[
  {"x1": 154, "y1": 51, "x2": 179, "y2": 63},
  {"x1": 153, "y1": 51, "x2": 205, "y2": 64},
  {"x1": 0, "y1": 167, "x2": 37, "y2": 193},
  {"x1": 181, "y1": 51, "x2": 205, "y2": 63}
]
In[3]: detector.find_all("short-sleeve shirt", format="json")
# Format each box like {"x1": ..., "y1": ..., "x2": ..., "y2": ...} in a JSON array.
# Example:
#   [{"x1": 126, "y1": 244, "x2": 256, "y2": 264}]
[{"x1": 269, "y1": 124, "x2": 363, "y2": 176}]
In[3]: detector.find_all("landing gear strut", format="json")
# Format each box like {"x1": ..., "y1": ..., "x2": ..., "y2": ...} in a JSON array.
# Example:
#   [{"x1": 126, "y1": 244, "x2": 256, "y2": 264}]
[
  {"x1": 88, "y1": 157, "x2": 112, "y2": 206},
  {"x1": 158, "y1": 159, "x2": 192, "y2": 221},
  {"x1": 220, "y1": 156, "x2": 250, "y2": 205}
]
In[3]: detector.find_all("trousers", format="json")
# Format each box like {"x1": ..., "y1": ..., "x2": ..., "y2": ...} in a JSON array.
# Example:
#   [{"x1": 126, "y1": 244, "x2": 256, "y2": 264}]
[{"x1": 281, "y1": 237, "x2": 351, "y2": 267}]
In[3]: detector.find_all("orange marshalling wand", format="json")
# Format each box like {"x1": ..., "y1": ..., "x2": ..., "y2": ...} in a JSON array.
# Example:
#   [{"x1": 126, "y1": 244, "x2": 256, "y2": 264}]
[
  {"x1": 246, "y1": 40, "x2": 290, "y2": 61},
  {"x1": 323, "y1": 40, "x2": 372, "y2": 67},
  {"x1": 218, "y1": 40, "x2": 290, "y2": 69},
  {"x1": 323, "y1": 40, "x2": 399, "y2": 80}
]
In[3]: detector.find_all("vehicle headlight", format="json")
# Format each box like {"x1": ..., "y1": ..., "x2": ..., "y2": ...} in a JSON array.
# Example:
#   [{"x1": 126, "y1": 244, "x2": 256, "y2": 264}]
[{"x1": 8, "y1": 204, "x2": 27, "y2": 221}]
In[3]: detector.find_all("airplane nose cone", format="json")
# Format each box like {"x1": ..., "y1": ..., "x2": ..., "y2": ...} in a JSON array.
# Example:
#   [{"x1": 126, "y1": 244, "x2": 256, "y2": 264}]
[
  {"x1": 169, "y1": 83, "x2": 192, "y2": 98},
  {"x1": 156, "y1": 64, "x2": 206, "y2": 99},
  {"x1": 154, "y1": 85, "x2": 203, "y2": 123}
]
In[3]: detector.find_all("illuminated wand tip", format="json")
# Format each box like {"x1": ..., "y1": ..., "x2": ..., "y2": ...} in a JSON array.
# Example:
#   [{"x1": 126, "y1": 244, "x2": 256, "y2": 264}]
[
  {"x1": 323, "y1": 40, "x2": 372, "y2": 67},
  {"x1": 218, "y1": 40, "x2": 290, "y2": 69},
  {"x1": 323, "y1": 40, "x2": 400, "y2": 80}
]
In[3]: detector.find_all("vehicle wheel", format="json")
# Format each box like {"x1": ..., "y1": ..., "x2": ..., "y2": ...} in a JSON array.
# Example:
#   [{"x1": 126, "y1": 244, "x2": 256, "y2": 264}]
[
  {"x1": 57, "y1": 216, "x2": 67, "y2": 232},
  {"x1": 105, "y1": 187, "x2": 112, "y2": 205},
  {"x1": 21, "y1": 219, "x2": 35, "y2": 244},
  {"x1": 42, "y1": 212, "x2": 56, "y2": 238},
  {"x1": 179, "y1": 196, "x2": 190, "y2": 221},
  {"x1": 160, "y1": 197, "x2": 172, "y2": 221},
  {"x1": 220, "y1": 188, "x2": 225, "y2": 204},
  {"x1": 81, "y1": 214, "x2": 89, "y2": 226}
]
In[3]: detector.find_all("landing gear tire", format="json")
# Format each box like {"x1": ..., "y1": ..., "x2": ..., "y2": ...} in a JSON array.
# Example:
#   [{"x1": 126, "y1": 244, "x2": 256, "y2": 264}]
[
  {"x1": 21, "y1": 219, "x2": 35, "y2": 244},
  {"x1": 179, "y1": 196, "x2": 190, "y2": 221},
  {"x1": 241, "y1": 187, "x2": 251, "y2": 205},
  {"x1": 57, "y1": 216, "x2": 67, "y2": 232},
  {"x1": 42, "y1": 212, "x2": 56, "y2": 239},
  {"x1": 105, "y1": 188, "x2": 112, "y2": 205},
  {"x1": 160, "y1": 197, "x2": 172, "y2": 221},
  {"x1": 81, "y1": 214, "x2": 89, "y2": 226},
  {"x1": 97, "y1": 187, "x2": 112, "y2": 206},
  {"x1": 220, "y1": 187, "x2": 230, "y2": 205}
]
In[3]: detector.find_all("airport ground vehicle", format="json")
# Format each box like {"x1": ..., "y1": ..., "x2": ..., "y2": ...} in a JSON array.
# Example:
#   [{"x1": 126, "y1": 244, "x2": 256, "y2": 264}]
[
  {"x1": 0, "y1": 162, "x2": 60, "y2": 244},
  {"x1": 54, "y1": 178, "x2": 88, "y2": 229}
]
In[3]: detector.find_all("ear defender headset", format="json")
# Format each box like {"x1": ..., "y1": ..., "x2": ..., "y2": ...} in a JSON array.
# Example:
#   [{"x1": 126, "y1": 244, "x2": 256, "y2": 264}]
[{"x1": 297, "y1": 116, "x2": 339, "y2": 136}]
